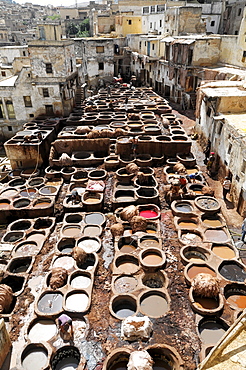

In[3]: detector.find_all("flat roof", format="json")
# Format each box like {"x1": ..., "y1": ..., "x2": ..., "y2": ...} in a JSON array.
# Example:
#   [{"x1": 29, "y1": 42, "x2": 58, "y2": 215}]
[
  {"x1": 200, "y1": 81, "x2": 246, "y2": 97},
  {"x1": 221, "y1": 113, "x2": 246, "y2": 134}
]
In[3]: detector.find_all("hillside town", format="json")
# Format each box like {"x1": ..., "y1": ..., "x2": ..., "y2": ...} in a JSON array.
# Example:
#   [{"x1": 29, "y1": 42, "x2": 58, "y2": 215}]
[{"x1": 0, "y1": 0, "x2": 246, "y2": 369}]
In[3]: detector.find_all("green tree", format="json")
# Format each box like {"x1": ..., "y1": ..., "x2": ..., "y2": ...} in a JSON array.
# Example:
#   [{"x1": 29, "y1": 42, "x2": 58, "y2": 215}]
[{"x1": 47, "y1": 14, "x2": 61, "y2": 20}]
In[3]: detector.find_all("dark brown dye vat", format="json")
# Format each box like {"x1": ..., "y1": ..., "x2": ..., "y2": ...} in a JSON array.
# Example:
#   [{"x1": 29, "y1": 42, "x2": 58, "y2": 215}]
[
  {"x1": 10, "y1": 220, "x2": 32, "y2": 231},
  {"x1": 142, "y1": 272, "x2": 165, "y2": 288},
  {"x1": 34, "y1": 218, "x2": 53, "y2": 229},
  {"x1": 13, "y1": 198, "x2": 31, "y2": 208},
  {"x1": 76, "y1": 253, "x2": 96, "y2": 270},
  {"x1": 136, "y1": 188, "x2": 157, "y2": 198},
  {"x1": 194, "y1": 296, "x2": 219, "y2": 309},
  {"x1": 8, "y1": 178, "x2": 26, "y2": 187},
  {"x1": 37, "y1": 292, "x2": 63, "y2": 314},
  {"x1": 219, "y1": 261, "x2": 246, "y2": 282},
  {"x1": 225, "y1": 284, "x2": 246, "y2": 309},
  {"x1": 147, "y1": 349, "x2": 174, "y2": 370},
  {"x1": 187, "y1": 265, "x2": 216, "y2": 280},
  {"x1": 118, "y1": 237, "x2": 137, "y2": 253},
  {"x1": 1, "y1": 275, "x2": 25, "y2": 293},
  {"x1": 51, "y1": 346, "x2": 80, "y2": 370},
  {"x1": 65, "y1": 213, "x2": 83, "y2": 223},
  {"x1": 8, "y1": 257, "x2": 32, "y2": 273}
]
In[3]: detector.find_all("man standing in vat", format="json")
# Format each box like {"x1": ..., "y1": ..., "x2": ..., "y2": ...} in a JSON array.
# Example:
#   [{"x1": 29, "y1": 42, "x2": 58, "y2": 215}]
[
  {"x1": 57, "y1": 313, "x2": 74, "y2": 341},
  {"x1": 222, "y1": 176, "x2": 231, "y2": 200}
]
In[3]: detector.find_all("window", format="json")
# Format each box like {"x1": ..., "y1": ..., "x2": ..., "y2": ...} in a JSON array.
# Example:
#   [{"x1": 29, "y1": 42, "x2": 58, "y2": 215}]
[
  {"x1": 241, "y1": 160, "x2": 246, "y2": 173},
  {"x1": 152, "y1": 44, "x2": 155, "y2": 50},
  {"x1": 70, "y1": 59, "x2": 73, "y2": 72},
  {"x1": 151, "y1": 5, "x2": 155, "y2": 12},
  {"x1": 160, "y1": 20, "x2": 162, "y2": 27},
  {"x1": 238, "y1": 8, "x2": 242, "y2": 16},
  {"x1": 29, "y1": 114, "x2": 34, "y2": 118},
  {"x1": 23, "y1": 96, "x2": 32, "y2": 107},
  {"x1": 150, "y1": 65, "x2": 152, "y2": 72},
  {"x1": 128, "y1": 20, "x2": 132, "y2": 25},
  {"x1": 139, "y1": 41, "x2": 142, "y2": 49},
  {"x1": 143, "y1": 7, "x2": 149, "y2": 14},
  {"x1": 96, "y1": 46, "x2": 104, "y2": 53},
  {"x1": 46, "y1": 63, "x2": 52, "y2": 73},
  {"x1": 7, "y1": 126, "x2": 12, "y2": 131},
  {"x1": 43, "y1": 88, "x2": 49, "y2": 97},
  {"x1": 98, "y1": 62, "x2": 104, "y2": 70},
  {"x1": 23, "y1": 51, "x2": 26, "y2": 56},
  {"x1": 45, "y1": 105, "x2": 53, "y2": 115},
  {"x1": 228, "y1": 143, "x2": 232, "y2": 154},
  {"x1": 6, "y1": 100, "x2": 15, "y2": 119},
  {"x1": 217, "y1": 121, "x2": 223, "y2": 134},
  {"x1": 28, "y1": 73, "x2": 30, "y2": 77},
  {"x1": 66, "y1": 15, "x2": 70, "y2": 19},
  {"x1": 235, "y1": 31, "x2": 238, "y2": 35},
  {"x1": 150, "y1": 22, "x2": 152, "y2": 29},
  {"x1": 0, "y1": 99, "x2": 5, "y2": 119},
  {"x1": 1, "y1": 71, "x2": 6, "y2": 77},
  {"x1": 210, "y1": 20, "x2": 215, "y2": 27},
  {"x1": 207, "y1": 106, "x2": 212, "y2": 117}
]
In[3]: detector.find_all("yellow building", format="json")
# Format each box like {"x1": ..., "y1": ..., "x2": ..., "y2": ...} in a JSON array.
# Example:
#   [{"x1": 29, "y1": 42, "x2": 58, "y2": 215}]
[{"x1": 115, "y1": 13, "x2": 142, "y2": 37}]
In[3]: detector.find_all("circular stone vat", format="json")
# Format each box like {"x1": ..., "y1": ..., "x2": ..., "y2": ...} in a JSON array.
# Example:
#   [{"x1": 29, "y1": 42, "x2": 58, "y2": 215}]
[
  {"x1": 3, "y1": 231, "x2": 25, "y2": 243},
  {"x1": 53, "y1": 256, "x2": 75, "y2": 271},
  {"x1": 13, "y1": 198, "x2": 31, "y2": 209},
  {"x1": 83, "y1": 224, "x2": 102, "y2": 237},
  {"x1": 156, "y1": 135, "x2": 171, "y2": 141},
  {"x1": 195, "y1": 196, "x2": 220, "y2": 213},
  {"x1": 65, "y1": 291, "x2": 89, "y2": 312},
  {"x1": 0, "y1": 199, "x2": 11, "y2": 209},
  {"x1": 173, "y1": 201, "x2": 193, "y2": 214},
  {"x1": 219, "y1": 261, "x2": 246, "y2": 282},
  {"x1": 39, "y1": 185, "x2": 57, "y2": 196},
  {"x1": 111, "y1": 295, "x2": 137, "y2": 319},
  {"x1": 177, "y1": 218, "x2": 198, "y2": 229},
  {"x1": 172, "y1": 135, "x2": 188, "y2": 141},
  {"x1": 37, "y1": 291, "x2": 63, "y2": 314},
  {"x1": 21, "y1": 344, "x2": 48, "y2": 370},
  {"x1": 140, "y1": 248, "x2": 165, "y2": 269},
  {"x1": 115, "y1": 255, "x2": 139, "y2": 274},
  {"x1": 1, "y1": 274, "x2": 25, "y2": 294},
  {"x1": 140, "y1": 235, "x2": 161, "y2": 248},
  {"x1": 51, "y1": 346, "x2": 80, "y2": 370},
  {"x1": 186, "y1": 264, "x2": 216, "y2": 281},
  {"x1": 28, "y1": 319, "x2": 57, "y2": 342},
  {"x1": 212, "y1": 244, "x2": 236, "y2": 259},
  {"x1": 21, "y1": 168, "x2": 40, "y2": 178},
  {"x1": 188, "y1": 184, "x2": 204, "y2": 195},
  {"x1": 73, "y1": 152, "x2": 91, "y2": 159},
  {"x1": 62, "y1": 224, "x2": 82, "y2": 238},
  {"x1": 0, "y1": 188, "x2": 18, "y2": 198},
  {"x1": 57, "y1": 238, "x2": 75, "y2": 254},
  {"x1": 88, "y1": 169, "x2": 107, "y2": 181},
  {"x1": 202, "y1": 214, "x2": 223, "y2": 227},
  {"x1": 114, "y1": 275, "x2": 138, "y2": 293},
  {"x1": 10, "y1": 220, "x2": 32, "y2": 231},
  {"x1": 84, "y1": 212, "x2": 106, "y2": 225},
  {"x1": 27, "y1": 177, "x2": 44, "y2": 187},
  {"x1": 106, "y1": 350, "x2": 130, "y2": 370},
  {"x1": 64, "y1": 213, "x2": 83, "y2": 224},
  {"x1": 70, "y1": 271, "x2": 92, "y2": 289},
  {"x1": 190, "y1": 288, "x2": 222, "y2": 313},
  {"x1": 204, "y1": 228, "x2": 229, "y2": 243},
  {"x1": 76, "y1": 253, "x2": 96, "y2": 270},
  {"x1": 72, "y1": 170, "x2": 88, "y2": 182},
  {"x1": 181, "y1": 246, "x2": 210, "y2": 265},
  {"x1": 139, "y1": 291, "x2": 169, "y2": 318},
  {"x1": 33, "y1": 218, "x2": 53, "y2": 230},
  {"x1": 147, "y1": 346, "x2": 181, "y2": 370},
  {"x1": 180, "y1": 231, "x2": 203, "y2": 245},
  {"x1": 77, "y1": 236, "x2": 101, "y2": 253},
  {"x1": 198, "y1": 318, "x2": 228, "y2": 344},
  {"x1": 26, "y1": 231, "x2": 46, "y2": 244},
  {"x1": 8, "y1": 256, "x2": 32, "y2": 273},
  {"x1": 14, "y1": 241, "x2": 39, "y2": 256},
  {"x1": 142, "y1": 271, "x2": 166, "y2": 289},
  {"x1": 8, "y1": 177, "x2": 26, "y2": 187},
  {"x1": 20, "y1": 188, "x2": 37, "y2": 198},
  {"x1": 33, "y1": 198, "x2": 52, "y2": 208},
  {"x1": 224, "y1": 283, "x2": 246, "y2": 309},
  {"x1": 118, "y1": 236, "x2": 138, "y2": 253}
]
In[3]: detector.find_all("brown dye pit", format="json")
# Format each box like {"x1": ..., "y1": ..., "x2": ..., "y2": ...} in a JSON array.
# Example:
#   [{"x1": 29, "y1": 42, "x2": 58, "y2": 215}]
[
  {"x1": 204, "y1": 229, "x2": 228, "y2": 243},
  {"x1": 84, "y1": 197, "x2": 100, "y2": 203},
  {"x1": 146, "y1": 228, "x2": 156, "y2": 234},
  {"x1": 119, "y1": 245, "x2": 136, "y2": 253},
  {"x1": 203, "y1": 218, "x2": 222, "y2": 227},
  {"x1": 178, "y1": 220, "x2": 197, "y2": 228},
  {"x1": 83, "y1": 225, "x2": 101, "y2": 237},
  {"x1": 184, "y1": 250, "x2": 207, "y2": 263},
  {"x1": 186, "y1": 168, "x2": 197, "y2": 175},
  {"x1": 39, "y1": 186, "x2": 57, "y2": 195},
  {"x1": 116, "y1": 256, "x2": 139, "y2": 274},
  {"x1": 194, "y1": 296, "x2": 219, "y2": 309},
  {"x1": 140, "y1": 293, "x2": 168, "y2": 317},
  {"x1": 33, "y1": 201, "x2": 50, "y2": 208},
  {"x1": 109, "y1": 360, "x2": 129, "y2": 370},
  {"x1": 187, "y1": 266, "x2": 216, "y2": 280},
  {"x1": 227, "y1": 294, "x2": 246, "y2": 309},
  {"x1": 142, "y1": 253, "x2": 163, "y2": 265},
  {"x1": 212, "y1": 246, "x2": 235, "y2": 259},
  {"x1": 0, "y1": 201, "x2": 10, "y2": 208},
  {"x1": 114, "y1": 276, "x2": 138, "y2": 293},
  {"x1": 62, "y1": 226, "x2": 81, "y2": 237}
]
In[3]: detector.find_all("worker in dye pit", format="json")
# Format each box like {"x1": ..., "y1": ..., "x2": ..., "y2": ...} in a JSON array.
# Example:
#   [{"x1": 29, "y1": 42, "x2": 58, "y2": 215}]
[
  {"x1": 179, "y1": 175, "x2": 187, "y2": 192},
  {"x1": 67, "y1": 190, "x2": 81, "y2": 205},
  {"x1": 186, "y1": 173, "x2": 196, "y2": 183},
  {"x1": 203, "y1": 139, "x2": 211, "y2": 164},
  {"x1": 57, "y1": 313, "x2": 74, "y2": 340},
  {"x1": 222, "y1": 176, "x2": 232, "y2": 200},
  {"x1": 107, "y1": 85, "x2": 111, "y2": 98},
  {"x1": 131, "y1": 137, "x2": 138, "y2": 155},
  {"x1": 124, "y1": 97, "x2": 129, "y2": 111},
  {"x1": 37, "y1": 132, "x2": 43, "y2": 141}
]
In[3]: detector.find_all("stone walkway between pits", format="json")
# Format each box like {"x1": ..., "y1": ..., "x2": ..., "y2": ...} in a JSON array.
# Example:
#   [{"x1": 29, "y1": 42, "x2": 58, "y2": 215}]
[{"x1": 170, "y1": 104, "x2": 243, "y2": 244}]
